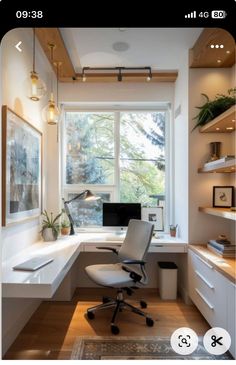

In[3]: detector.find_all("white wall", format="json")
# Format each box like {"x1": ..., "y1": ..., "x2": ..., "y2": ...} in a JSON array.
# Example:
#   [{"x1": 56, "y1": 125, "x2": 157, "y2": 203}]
[
  {"x1": 173, "y1": 53, "x2": 189, "y2": 242},
  {"x1": 60, "y1": 82, "x2": 174, "y2": 104},
  {"x1": 189, "y1": 67, "x2": 235, "y2": 243},
  {"x1": 0, "y1": 28, "x2": 56, "y2": 355}
]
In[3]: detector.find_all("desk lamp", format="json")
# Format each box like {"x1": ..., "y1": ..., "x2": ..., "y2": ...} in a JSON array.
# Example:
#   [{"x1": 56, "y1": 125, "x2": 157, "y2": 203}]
[{"x1": 62, "y1": 190, "x2": 100, "y2": 235}]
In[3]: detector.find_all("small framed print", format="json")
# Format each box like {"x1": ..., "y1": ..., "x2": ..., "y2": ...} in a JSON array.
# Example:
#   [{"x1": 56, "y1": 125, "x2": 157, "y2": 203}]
[
  {"x1": 213, "y1": 186, "x2": 234, "y2": 208},
  {"x1": 142, "y1": 207, "x2": 164, "y2": 231}
]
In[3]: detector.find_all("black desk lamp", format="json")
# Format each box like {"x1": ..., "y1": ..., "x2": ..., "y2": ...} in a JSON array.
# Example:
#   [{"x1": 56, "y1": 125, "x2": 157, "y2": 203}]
[{"x1": 62, "y1": 190, "x2": 100, "y2": 235}]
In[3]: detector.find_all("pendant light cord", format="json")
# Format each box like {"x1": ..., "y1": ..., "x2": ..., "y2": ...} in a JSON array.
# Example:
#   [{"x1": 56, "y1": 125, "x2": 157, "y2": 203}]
[
  {"x1": 33, "y1": 28, "x2": 36, "y2": 72},
  {"x1": 49, "y1": 44, "x2": 55, "y2": 99}
]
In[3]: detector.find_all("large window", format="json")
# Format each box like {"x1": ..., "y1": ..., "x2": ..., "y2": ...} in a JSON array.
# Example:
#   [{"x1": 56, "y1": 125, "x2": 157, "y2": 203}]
[{"x1": 62, "y1": 110, "x2": 167, "y2": 228}]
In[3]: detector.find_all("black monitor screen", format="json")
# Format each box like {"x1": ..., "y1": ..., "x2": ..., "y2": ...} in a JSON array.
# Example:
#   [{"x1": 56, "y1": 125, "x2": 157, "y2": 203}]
[{"x1": 103, "y1": 203, "x2": 141, "y2": 227}]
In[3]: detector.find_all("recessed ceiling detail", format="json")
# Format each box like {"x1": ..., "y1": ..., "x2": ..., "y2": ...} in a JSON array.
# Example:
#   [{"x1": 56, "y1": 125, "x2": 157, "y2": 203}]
[{"x1": 112, "y1": 42, "x2": 130, "y2": 52}]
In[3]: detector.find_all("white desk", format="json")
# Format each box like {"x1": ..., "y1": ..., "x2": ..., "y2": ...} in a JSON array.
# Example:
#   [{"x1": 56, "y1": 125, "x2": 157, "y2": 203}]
[{"x1": 2, "y1": 233, "x2": 187, "y2": 299}]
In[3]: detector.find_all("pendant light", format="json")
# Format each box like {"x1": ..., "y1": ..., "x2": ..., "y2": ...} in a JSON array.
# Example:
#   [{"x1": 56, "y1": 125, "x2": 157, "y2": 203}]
[
  {"x1": 42, "y1": 44, "x2": 60, "y2": 125},
  {"x1": 27, "y1": 28, "x2": 47, "y2": 101}
]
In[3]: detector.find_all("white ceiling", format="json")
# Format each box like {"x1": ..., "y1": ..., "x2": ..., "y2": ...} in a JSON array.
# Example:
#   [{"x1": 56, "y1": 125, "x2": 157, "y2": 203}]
[{"x1": 60, "y1": 28, "x2": 202, "y2": 73}]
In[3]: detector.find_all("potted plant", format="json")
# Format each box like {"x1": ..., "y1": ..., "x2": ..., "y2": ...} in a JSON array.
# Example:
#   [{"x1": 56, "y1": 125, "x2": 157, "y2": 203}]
[
  {"x1": 192, "y1": 87, "x2": 235, "y2": 131},
  {"x1": 169, "y1": 224, "x2": 178, "y2": 237},
  {"x1": 40, "y1": 210, "x2": 62, "y2": 241},
  {"x1": 61, "y1": 220, "x2": 70, "y2": 235}
]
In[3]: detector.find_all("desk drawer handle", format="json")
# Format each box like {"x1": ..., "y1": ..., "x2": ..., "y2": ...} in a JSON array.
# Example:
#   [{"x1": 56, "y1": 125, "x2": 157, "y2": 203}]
[
  {"x1": 195, "y1": 270, "x2": 214, "y2": 289},
  {"x1": 196, "y1": 255, "x2": 213, "y2": 269},
  {"x1": 154, "y1": 245, "x2": 164, "y2": 247},
  {"x1": 195, "y1": 288, "x2": 214, "y2": 310}
]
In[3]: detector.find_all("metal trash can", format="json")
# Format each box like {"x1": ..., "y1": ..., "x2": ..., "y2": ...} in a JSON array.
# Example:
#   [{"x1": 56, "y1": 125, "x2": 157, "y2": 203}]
[{"x1": 158, "y1": 261, "x2": 178, "y2": 300}]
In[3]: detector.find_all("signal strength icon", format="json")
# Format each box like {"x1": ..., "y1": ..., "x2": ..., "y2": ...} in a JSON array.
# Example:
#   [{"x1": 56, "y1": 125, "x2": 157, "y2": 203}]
[{"x1": 185, "y1": 11, "x2": 196, "y2": 18}]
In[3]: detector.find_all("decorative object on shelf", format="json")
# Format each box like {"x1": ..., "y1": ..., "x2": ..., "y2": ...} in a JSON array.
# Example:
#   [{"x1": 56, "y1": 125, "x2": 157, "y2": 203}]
[
  {"x1": 169, "y1": 224, "x2": 178, "y2": 237},
  {"x1": 204, "y1": 155, "x2": 235, "y2": 168},
  {"x1": 192, "y1": 87, "x2": 236, "y2": 131},
  {"x1": 213, "y1": 186, "x2": 234, "y2": 208},
  {"x1": 62, "y1": 190, "x2": 100, "y2": 235},
  {"x1": 207, "y1": 236, "x2": 235, "y2": 258},
  {"x1": 141, "y1": 207, "x2": 164, "y2": 231},
  {"x1": 1, "y1": 106, "x2": 42, "y2": 226},
  {"x1": 208, "y1": 141, "x2": 221, "y2": 162},
  {"x1": 40, "y1": 210, "x2": 62, "y2": 241},
  {"x1": 26, "y1": 28, "x2": 47, "y2": 101},
  {"x1": 60, "y1": 209, "x2": 70, "y2": 235},
  {"x1": 42, "y1": 44, "x2": 60, "y2": 125}
]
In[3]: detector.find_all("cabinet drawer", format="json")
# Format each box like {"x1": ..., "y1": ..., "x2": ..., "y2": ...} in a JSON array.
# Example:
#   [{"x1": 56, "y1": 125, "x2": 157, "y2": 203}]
[
  {"x1": 190, "y1": 250, "x2": 216, "y2": 283},
  {"x1": 188, "y1": 250, "x2": 227, "y2": 328},
  {"x1": 82, "y1": 244, "x2": 120, "y2": 252}
]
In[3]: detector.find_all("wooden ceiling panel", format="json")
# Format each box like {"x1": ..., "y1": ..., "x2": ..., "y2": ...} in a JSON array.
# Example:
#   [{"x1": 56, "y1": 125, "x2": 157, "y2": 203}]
[
  {"x1": 35, "y1": 28, "x2": 76, "y2": 79},
  {"x1": 60, "y1": 72, "x2": 178, "y2": 83},
  {"x1": 189, "y1": 28, "x2": 235, "y2": 68}
]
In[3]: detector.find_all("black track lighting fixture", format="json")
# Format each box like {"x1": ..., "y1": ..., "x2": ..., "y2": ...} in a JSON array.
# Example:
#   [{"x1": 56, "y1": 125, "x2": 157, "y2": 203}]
[{"x1": 81, "y1": 66, "x2": 152, "y2": 82}]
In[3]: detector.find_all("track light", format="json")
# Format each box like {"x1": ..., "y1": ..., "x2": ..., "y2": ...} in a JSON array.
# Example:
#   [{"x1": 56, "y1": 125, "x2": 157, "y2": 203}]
[
  {"x1": 81, "y1": 66, "x2": 152, "y2": 82},
  {"x1": 146, "y1": 67, "x2": 152, "y2": 82}
]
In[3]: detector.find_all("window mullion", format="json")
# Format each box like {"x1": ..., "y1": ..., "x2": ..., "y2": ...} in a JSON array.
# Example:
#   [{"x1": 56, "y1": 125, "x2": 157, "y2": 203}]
[{"x1": 114, "y1": 111, "x2": 120, "y2": 201}]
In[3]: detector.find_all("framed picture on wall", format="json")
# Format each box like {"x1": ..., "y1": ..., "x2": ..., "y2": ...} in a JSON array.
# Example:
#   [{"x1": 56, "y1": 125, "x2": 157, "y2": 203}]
[
  {"x1": 213, "y1": 186, "x2": 234, "y2": 208},
  {"x1": 141, "y1": 207, "x2": 164, "y2": 231},
  {"x1": 2, "y1": 106, "x2": 42, "y2": 226}
]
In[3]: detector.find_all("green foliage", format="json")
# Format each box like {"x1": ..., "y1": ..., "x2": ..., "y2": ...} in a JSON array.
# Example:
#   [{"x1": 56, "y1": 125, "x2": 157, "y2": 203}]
[
  {"x1": 41, "y1": 210, "x2": 62, "y2": 236},
  {"x1": 192, "y1": 88, "x2": 236, "y2": 131}
]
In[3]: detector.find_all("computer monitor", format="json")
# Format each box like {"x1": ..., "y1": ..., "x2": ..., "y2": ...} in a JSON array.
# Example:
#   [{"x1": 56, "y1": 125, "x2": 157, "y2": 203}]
[{"x1": 102, "y1": 203, "x2": 141, "y2": 229}]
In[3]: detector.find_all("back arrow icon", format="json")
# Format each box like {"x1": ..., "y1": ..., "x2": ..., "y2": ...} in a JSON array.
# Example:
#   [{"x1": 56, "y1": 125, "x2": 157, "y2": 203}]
[{"x1": 15, "y1": 41, "x2": 22, "y2": 52}]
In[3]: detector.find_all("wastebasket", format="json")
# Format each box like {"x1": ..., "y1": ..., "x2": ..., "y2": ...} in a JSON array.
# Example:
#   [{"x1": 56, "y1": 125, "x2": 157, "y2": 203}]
[{"x1": 158, "y1": 261, "x2": 178, "y2": 300}]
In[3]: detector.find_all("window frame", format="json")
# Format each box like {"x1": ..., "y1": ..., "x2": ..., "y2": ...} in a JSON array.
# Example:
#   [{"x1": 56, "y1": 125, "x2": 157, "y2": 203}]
[{"x1": 61, "y1": 106, "x2": 170, "y2": 232}]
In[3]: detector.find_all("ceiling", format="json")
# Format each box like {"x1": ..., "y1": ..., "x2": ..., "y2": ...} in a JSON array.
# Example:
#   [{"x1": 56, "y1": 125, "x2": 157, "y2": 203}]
[
  {"x1": 60, "y1": 28, "x2": 203, "y2": 72},
  {"x1": 35, "y1": 28, "x2": 235, "y2": 82}
]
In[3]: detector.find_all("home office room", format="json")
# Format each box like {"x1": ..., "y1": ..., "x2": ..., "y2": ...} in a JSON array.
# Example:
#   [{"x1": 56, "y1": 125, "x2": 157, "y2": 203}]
[{"x1": 0, "y1": 25, "x2": 235, "y2": 361}]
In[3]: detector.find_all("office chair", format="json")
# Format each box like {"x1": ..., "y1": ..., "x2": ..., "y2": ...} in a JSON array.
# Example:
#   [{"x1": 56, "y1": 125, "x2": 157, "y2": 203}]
[{"x1": 85, "y1": 219, "x2": 154, "y2": 334}]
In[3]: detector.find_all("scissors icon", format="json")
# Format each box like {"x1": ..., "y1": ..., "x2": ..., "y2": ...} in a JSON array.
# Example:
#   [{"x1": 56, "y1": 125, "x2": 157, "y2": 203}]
[{"x1": 211, "y1": 335, "x2": 223, "y2": 347}]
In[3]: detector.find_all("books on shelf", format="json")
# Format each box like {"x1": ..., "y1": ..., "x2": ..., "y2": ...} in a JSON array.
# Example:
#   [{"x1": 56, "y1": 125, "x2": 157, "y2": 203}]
[
  {"x1": 204, "y1": 155, "x2": 235, "y2": 168},
  {"x1": 207, "y1": 239, "x2": 236, "y2": 258}
]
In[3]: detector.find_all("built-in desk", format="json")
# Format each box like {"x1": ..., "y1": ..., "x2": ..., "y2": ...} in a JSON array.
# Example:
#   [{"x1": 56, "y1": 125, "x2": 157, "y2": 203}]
[{"x1": 2, "y1": 233, "x2": 187, "y2": 299}]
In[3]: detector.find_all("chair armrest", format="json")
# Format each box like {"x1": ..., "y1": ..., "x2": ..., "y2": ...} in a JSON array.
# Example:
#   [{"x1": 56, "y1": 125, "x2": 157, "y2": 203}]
[
  {"x1": 122, "y1": 259, "x2": 146, "y2": 265},
  {"x1": 96, "y1": 246, "x2": 119, "y2": 254}
]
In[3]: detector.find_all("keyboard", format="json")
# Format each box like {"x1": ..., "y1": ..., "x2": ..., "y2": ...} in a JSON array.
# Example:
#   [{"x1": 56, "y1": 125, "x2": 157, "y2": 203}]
[{"x1": 13, "y1": 256, "x2": 54, "y2": 271}]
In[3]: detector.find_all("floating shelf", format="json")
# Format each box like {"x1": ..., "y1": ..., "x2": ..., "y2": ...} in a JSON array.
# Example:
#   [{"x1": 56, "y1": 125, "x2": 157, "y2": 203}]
[
  {"x1": 198, "y1": 158, "x2": 236, "y2": 173},
  {"x1": 199, "y1": 207, "x2": 236, "y2": 221},
  {"x1": 200, "y1": 106, "x2": 235, "y2": 133}
]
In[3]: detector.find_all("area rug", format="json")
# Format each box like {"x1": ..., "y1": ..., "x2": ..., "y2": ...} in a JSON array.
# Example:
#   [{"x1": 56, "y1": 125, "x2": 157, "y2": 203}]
[{"x1": 71, "y1": 336, "x2": 233, "y2": 360}]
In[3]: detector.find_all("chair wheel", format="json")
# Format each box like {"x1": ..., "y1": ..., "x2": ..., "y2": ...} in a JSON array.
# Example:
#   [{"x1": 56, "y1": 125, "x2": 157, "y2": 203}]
[
  {"x1": 111, "y1": 324, "x2": 120, "y2": 335},
  {"x1": 146, "y1": 317, "x2": 154, "y2": 327},
  {"x1": 87, "y1": 311, "x2": 95, "y2": 320},
  {"x1": 102, "y1": 296, "x2": 110, "y2": 304},
  {"x1": 140, "y1": 300, "x2": 147, "y2": 309}
]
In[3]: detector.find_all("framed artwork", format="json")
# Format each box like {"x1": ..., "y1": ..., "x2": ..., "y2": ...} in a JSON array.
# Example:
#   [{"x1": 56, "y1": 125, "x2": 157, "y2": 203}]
[
  {"x1": 213, "y1": 186, "x2": 234, "y2": 208},
  {"x1": 2, "y1": 106, "x2": 42, "y2": 226},
  {"x1": 142, "y1": 207, "x2": 164, "y2": 231}
]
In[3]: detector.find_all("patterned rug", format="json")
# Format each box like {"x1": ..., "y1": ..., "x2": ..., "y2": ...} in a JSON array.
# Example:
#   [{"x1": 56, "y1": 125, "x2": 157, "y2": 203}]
[{"x1": 71, "y1": 336, "x2": 233, "y2": 360}]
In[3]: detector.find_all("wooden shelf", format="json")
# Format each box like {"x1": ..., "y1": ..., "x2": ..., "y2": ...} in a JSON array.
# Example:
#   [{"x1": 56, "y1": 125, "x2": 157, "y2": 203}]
[
  {"x1": 199, "y1": 207, "x2": 236, "y2": 220},
  {"x1": 200, "y1": 106, "x2": 235, "y2": 133},
  {"x1": 198, "y1": 158, "x2": 236, "y2": 173}
]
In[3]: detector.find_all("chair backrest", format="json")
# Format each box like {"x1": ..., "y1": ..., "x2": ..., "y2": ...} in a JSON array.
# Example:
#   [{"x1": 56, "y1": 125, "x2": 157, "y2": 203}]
[{"x1": 118, "y1": 219, "x2": 154, "y2": 261}]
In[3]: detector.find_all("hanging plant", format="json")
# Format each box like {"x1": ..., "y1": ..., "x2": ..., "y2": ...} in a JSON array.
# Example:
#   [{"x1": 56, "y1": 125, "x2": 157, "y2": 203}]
[{"x1": 192, "y1": 87, "x2": 236, "y2": 131}]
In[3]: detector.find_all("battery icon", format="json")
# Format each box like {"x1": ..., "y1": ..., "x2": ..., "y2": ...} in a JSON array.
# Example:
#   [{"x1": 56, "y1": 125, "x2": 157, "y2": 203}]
[{"x1": 211, "y1": 10, "x2": 227, "y2": 18}]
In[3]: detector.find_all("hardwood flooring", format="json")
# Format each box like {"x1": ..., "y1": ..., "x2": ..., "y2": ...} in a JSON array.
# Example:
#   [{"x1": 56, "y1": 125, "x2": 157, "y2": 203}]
[{"x1": 4, "y1": 288, "x2": 210, "y2": 360}]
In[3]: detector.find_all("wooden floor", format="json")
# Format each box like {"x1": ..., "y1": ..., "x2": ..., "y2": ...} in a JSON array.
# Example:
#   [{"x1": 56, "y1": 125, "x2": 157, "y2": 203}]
[{"x1": 4, "y1": 288, "x2": 210, "y2": 360}]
